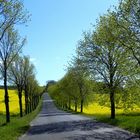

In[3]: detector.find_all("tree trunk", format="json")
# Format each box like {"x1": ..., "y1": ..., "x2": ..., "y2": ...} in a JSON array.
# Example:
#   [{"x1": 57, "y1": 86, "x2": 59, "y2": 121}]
[
  {"x1": 80, "y1": 99, "x2": 83, "y2": 113},
  {"x1": 68, "y1": 99, "x2": 71, "y2": 110},
  {"x1": 29, "y1": 102, "x2": 31, "y2": 113},
  {"x1": 34, "y1": 97, "x2": 36, "y2": 110},
  {"x1": 110, "y1": 90, "x2": 115, "y2": 119},
  {"x1": 4, "y1": 67, "x2": 10, "y2": 123},
  {"x1": 34, "y1": 96, "x2": 36, "y2": 109},
  {"x1": 75, "y1": 100, "x2": 77, "y2": 112},
  {"x1": 32, "y1": 97, "x2": 35, "y2": 110},
  {"x1": 18, "y1": 90, "x2": 23, "y2": 117},
  {"x1": 35, "y1": 96, "x2": 38, "y2": 108},
  {"x1": 30, "y1": 97, "x2": 32, "y2": 113},
  {"x1": 24, "y1": 94, "x2": 27, "y2": 114},
  {"x1": 25, "y1": 94, "x2": 29, "y2": 114},
  {"x1": 24, "y1": 84, "x2": 29, "y2": 114}
]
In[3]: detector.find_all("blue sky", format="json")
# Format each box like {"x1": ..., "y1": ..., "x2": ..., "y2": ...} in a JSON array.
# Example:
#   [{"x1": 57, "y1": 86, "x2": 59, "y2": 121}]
[{"x1": 21, "y1": 0, "x2": 119, "y2": 85}]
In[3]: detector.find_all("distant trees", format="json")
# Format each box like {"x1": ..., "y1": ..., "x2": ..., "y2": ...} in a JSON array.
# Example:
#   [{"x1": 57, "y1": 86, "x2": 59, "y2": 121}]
[
  {"x1": 45, "y1": 80, "x2": 56, "y2": 92},
  {"x1": 21, "y1": 56, "x2": 41, "y2": 115},
  {"x1": 48, "y1": 58, "x2": 92, "y2": 113},
  {"x1": 68, "y1": 58, "x2": 91, "y2": 113},
  {"x1": 25, "y1": 74, "x2": 40, "y2": 113}
]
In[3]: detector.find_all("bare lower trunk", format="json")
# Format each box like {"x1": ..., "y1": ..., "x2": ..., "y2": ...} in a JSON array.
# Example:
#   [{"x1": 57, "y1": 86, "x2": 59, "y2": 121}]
[
  {"x1": 110, "y1": 90, "x2": 115, "y2": 119},
  {"x1": 24, "y1": 85, "x2": 29, "y2": 114},
  {"x1": 68, "y1": 98, "x2": 71, "y2": 110},
  {"x1": 25, "y1": 94, "x2": 28, "y2": 114},
  {"x1": 80, "y1": 99, "x2": 83, "y2": 113},
  {"x1": 18, "y1": 91, "x2": 23, "y2": 117},
  {"x1": 75, "y1": 100, "x2": 77, "y2": 112},
  {"x1": 4, "y1": 68, "x2": 10, "y2": 123}
]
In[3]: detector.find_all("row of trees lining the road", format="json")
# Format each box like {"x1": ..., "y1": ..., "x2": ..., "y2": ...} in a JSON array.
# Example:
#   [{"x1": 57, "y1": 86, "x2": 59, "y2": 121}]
[
  {"x1": 48, "y1": 0, "x2": 140, "y2": 119},
  {"x1": 9, "y1": 56, "x2": 42, "y2": 117},
  {"x1": 48, "y1": 65, "x2": 93, "y2": 113},
  {"x1": 0, "y1": 0, "x2": 42, "y2": 123}
]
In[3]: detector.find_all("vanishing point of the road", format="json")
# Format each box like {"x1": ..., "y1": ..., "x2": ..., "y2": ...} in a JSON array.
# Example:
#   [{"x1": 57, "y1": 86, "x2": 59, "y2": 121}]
[{"x1": 19, "y1": 93, "x2": 139, "y2": 140}]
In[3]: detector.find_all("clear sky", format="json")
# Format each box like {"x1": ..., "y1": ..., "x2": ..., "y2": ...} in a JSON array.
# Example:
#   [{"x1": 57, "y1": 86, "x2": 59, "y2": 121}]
[{"x1": 21, "y1": 0, "x2": 119, "y2": 86}]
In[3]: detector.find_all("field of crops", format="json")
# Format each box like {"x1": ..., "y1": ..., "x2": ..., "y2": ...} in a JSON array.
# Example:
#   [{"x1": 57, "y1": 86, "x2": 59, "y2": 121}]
[
  {"x1": 83, "y1": 103, "x2": 122, "y2": 115},
  {"x1": 81, "y1": 92, "x2": 140, "y2": 115},
  {"x1": 0, "y1": 89, "x2": 25, "y2": 114},
  {"x1": 72, "y1": 98, "x2": 140, "y2": 116}
]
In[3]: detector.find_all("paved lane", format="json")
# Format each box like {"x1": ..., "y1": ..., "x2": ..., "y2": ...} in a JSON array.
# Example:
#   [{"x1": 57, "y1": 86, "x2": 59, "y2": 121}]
[{"x1": 19, "y1": 93, "x2": 139, "y2": 140}]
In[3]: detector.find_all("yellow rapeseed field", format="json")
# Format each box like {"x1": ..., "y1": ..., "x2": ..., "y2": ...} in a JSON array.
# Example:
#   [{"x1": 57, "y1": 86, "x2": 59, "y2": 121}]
[
  {"x1": 0, "y1": 89, "x2": 25, "y2": 114},
  {"x1": 73, "y1": 103, "x2": 123, "y2": 115},
  {"x1": 83, "y1": 103, "x2": 123, "y2": 115}
]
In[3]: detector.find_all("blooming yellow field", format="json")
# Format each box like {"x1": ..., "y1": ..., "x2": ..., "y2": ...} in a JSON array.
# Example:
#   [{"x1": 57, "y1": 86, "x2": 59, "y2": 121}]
[
  {"x1": 0, "y1": 89, "x2": 25, "y2": 114},
  {"x1": 80, "y1": 102, "x2": 140, "y2": 115},
  {"x1": 83, "y1": 103, "x2": 123, "y2": 115}
]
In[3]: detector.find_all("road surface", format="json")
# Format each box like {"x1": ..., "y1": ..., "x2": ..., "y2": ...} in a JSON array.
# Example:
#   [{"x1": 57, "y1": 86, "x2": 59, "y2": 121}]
[{"x1": 19, "y1": 93, "x2": 139, "y2": 140}]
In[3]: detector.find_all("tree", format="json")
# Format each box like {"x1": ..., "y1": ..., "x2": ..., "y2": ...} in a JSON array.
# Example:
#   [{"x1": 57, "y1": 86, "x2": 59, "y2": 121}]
[
  {"x1": 48, "y1": 82, "x2": 68, "y2": 109},
  {"x1": 0, "y1": 0, "x2": 29, "y2": 41},
  {"x1": 77, "y1": 14, "x2": 130, "y2": 118},
  {"x1": 45, "y1": 80, "x2": 56, "y2": 92},
  {"x1": 65, "y1": 72, "x2": 79, "y2": 112},
  {"x1": 69, "y1": 59, "x2": 91, "y2": 113},
  {"x1": 23, "y1": 56, "x2": 35, "y2": 114},
  {"x1": 0, "y1": 28, "x2": 25, "y2": 123},
  {"x1": 27, "y1": 75, "x2": 40, "y2": 113},
  {"x1": 8, "y1": 56, "x2": 25, "y2": 117},
  {"x1": 9, "y1": 55, "x2": 41, "y2": 116},
  {"x1": 122, "y1": 78, "x2": 140, "y2": 112},
  {"x1": 48, "y1": 66, "x2": 92, "y2": 113},
  {"x1": 116, "y1": 0, "x2": 140, "y2": 66}
]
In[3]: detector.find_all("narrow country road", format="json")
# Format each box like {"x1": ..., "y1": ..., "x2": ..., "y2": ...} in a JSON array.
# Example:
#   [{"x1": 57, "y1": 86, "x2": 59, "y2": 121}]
[{"x1": 19, "y1": 93, "x2": 139, "y2": 140}]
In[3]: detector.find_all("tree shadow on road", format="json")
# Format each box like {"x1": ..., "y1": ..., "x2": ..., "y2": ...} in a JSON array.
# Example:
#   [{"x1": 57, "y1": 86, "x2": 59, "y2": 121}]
[
  {"x1": 39, "y1": 112, "x2": 72, "y2": 117},
  {"x1": 26, "y1": 120, "x2": 139, "y2": 140}
]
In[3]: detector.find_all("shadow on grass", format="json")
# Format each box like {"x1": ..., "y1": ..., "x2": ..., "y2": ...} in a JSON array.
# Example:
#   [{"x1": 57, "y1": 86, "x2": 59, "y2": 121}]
[
  {"x1": 122, "y1": 112, "x2": 140, "y2": 116},
  {"x1": 81, "y1": 113, "x2": 121, "y2": 126},
  {"x1": 18, "y1": 125, "x2": 30, "y2": 134},
  {"x1": 0, "y1": 123, "x2": 6, "y2": 127}
]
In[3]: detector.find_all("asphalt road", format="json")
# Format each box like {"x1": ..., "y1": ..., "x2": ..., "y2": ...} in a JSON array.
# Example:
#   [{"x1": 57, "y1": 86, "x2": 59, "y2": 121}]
[{"x1": 19, "y1": 93, "x2": 140, "y2": 140}]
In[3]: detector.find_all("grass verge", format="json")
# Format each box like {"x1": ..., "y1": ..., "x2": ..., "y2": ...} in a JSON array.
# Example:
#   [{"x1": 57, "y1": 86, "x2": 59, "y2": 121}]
[{"x1": 0, "y1": 98, "x2": 42, "y2": 140}]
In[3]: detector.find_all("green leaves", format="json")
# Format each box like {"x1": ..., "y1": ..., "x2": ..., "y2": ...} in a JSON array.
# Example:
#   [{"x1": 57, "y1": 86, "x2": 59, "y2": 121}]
[
  {"x1": 117, "y1": 0, "x2": 140, "y2": 66},
  {"x1": 50, "y1": 0, "x2": 140, "y2": 118}
]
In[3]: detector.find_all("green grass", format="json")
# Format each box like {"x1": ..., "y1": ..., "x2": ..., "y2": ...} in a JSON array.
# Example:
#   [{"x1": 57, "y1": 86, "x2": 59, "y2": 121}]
[{"x1": 0, "y1": 98, "x2": 42, "y2": 140}]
